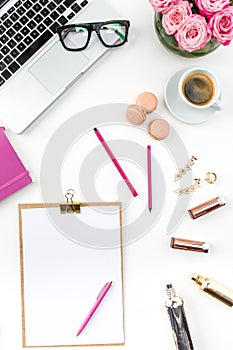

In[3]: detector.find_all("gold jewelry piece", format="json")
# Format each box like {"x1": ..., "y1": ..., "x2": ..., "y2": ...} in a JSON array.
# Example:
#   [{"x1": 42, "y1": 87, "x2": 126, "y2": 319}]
[
  {"x1": 174, "y1": 178, "x2": 201, "y2": 195},
  {"x1": 205, "y1": 172, "x2": 217, "y2": 184},
  {"x1": 174, "y1": 156, "x2": 198, "y2": 182}
]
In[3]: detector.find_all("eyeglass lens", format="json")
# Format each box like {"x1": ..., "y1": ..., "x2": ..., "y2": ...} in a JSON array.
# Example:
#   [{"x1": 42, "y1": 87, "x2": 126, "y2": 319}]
[
  {"x1": 99, "y1": 23, "x2": 127, "y2": 46},
  {"x1": 60, "y1": 22, "x2": 127, "y2": 50}
]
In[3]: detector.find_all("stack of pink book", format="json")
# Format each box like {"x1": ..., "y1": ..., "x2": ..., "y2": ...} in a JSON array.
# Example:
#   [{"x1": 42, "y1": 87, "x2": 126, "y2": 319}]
[{"x1": 0, "y1": 127, "x2": 32, "y2": 202}]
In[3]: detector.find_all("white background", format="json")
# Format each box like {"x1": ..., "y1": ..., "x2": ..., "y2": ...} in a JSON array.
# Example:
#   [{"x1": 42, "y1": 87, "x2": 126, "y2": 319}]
[{"x1": 1, "y1": 0, "x2": 233, "y2": 349}]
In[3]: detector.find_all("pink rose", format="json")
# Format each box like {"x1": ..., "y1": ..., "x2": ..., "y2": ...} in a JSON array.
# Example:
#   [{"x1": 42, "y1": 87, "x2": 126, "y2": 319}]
[
  {"x1": 175, "y1": 14, "x2": 211, "y2": 51},
  {"x1": 162, "y1": 0, "x2": 193, "y2": 35},
  {"x1": 149, "y1": 0, "x2": 178, "y2": 14},
  {"x1": 195, "y1": 0, "x2": 230, "y2": 18},
  {"x1": 209, "y1": 6, "x2": 233, "y2": 45}
]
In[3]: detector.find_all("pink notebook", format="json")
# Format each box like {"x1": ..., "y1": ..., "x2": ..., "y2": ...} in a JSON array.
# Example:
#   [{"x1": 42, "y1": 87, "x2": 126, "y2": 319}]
[{"x1": 0, "y1": 127, "x2": 32, "y2": 202}]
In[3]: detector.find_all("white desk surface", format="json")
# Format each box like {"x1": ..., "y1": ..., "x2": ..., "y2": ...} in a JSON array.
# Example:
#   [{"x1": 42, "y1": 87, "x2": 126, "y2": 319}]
[{"x1": 1, "y1": 0, "x2": 233, "y2": 349}]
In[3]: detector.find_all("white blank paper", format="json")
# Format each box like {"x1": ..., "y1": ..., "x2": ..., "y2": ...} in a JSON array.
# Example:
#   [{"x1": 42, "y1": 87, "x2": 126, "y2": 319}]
[{"x1": 19, "y1": 204, "x2": 124, "y2": 347}]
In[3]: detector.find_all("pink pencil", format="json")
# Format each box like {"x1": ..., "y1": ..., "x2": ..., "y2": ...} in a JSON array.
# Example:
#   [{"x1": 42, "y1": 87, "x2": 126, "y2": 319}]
[
  {"x1": 94, "y1": 128, "x2": 138, "y2": 197},
  {"x1": 147, "y1": 145, "x2": 152, "y2": 212}
]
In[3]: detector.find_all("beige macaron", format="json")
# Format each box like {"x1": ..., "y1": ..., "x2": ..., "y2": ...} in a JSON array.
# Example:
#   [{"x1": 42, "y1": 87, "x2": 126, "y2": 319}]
[
  {"x1": 148, "y1": 119, "x2": 170, "y2": 140},
  {"x1": 136, "y1": 92, "x2": 158, "y2": 114},
  {"x1": 126, "y1": 104, "x2": 147, "y2": 125}
]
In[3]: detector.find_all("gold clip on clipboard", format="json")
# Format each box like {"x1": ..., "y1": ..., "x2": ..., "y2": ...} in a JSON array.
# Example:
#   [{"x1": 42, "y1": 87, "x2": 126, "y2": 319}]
[{"x1": 60, "y1": 189, "x2": 81, "y2": 214}]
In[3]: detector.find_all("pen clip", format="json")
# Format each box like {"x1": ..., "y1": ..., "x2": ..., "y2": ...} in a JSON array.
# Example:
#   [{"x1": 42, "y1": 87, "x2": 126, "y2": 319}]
[{"x1": 96, "y1": 282, "x2": 111, "y2": 300}]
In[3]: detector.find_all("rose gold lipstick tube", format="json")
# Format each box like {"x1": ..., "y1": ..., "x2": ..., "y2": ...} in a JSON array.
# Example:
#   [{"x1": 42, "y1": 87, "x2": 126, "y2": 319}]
[
  {"x1": 171, "y1": 237, "x2": 209, "y2": 253},
  {"x1": 191, "y1": 274, "x2": 233, "y2": 307},
  {"x1": 188, "y1": 196, "x2": 225, "y2": 219}
]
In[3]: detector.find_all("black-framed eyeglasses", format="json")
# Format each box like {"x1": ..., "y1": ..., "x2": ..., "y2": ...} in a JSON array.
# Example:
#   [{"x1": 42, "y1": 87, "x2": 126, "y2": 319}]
[{"x1": 57, "y1": 20, "x2": 130, "y2": 51}]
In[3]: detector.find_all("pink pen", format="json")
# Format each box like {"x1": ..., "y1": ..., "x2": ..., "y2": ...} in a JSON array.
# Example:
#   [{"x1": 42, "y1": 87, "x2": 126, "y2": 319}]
[
  {"x1": 147, "y1": 145, "x2": 152, "y2": 212},
  {"x1": 76, "y1": 281, "x2": 112, "y2": 336},
  {"x1": 94, "y1": 128, "x2": 138, "y2": 197}
]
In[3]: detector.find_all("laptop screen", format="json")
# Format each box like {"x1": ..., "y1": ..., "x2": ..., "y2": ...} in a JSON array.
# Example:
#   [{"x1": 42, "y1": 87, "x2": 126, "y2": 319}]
[{"x1": 0, "y1": 0, "x2": 9, "y2": 9}]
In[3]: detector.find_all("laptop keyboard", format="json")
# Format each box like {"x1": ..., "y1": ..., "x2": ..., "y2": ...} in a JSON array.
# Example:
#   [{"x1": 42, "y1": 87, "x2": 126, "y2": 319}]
[{"x1": 0, "y1": 0, "x2": 89, "y2": 87}]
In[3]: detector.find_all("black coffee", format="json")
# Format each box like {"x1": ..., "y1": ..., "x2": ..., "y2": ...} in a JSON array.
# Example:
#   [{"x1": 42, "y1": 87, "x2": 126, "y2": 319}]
[{"x1": 182, "y1": 73, "x2": 214, "y2": 106}]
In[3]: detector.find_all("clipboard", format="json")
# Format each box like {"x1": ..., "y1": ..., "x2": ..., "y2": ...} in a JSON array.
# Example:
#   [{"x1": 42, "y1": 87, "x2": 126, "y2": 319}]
[{"x1": 19, "y1": 201, "x2": 124, "y2": 348}]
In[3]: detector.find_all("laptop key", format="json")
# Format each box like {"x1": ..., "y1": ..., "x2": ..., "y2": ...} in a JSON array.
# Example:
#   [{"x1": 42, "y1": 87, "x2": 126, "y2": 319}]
[
  {"x1": 17, "y1": 42, "x2": 26, "y2": 51},
  {"x1": 15, "y1": 33, "x2": 23, "y2": 42},
  {"x1": 17, "y1": 6, "x2": 26, "y2": 15},
  {"x1": 71, "y1": 3, "x2": 81, "y2": 13},
  {"x1": 57, "y1": 5, "x2": 66, "y2": 13},
  {"x1": 13, "y1": 22, "x2": 23, "y2": 31},
  {"x1": 41, "y1": 8, "x2": 49, "y2": 17},
  {"x1": 47, "y1": 2, "x2": 56, "y2": 10},
  {"x1": 17, "y1": 30, "x2": 53, "y2": 65},
  {"x1": 34, "y1": 14, "x2": 43, "y2": 23},
  {"x1": 32, "y1": 3, "x2": 42, "y2": 12},
  {"x1": 19, "y1": 16, "x2": 29, "y2": 25},
  {"x1": 24, "y1": 0, "x2": 33, "y2": 9},
  {"x1": 8, "y1": 61, "x2": 20, "y2": 73},
  {"x1": 3, "y1": 19, "x2": 13, "y2": 28},
  {"x1": 0, "y1": 26, "x2": 6, "y2": 34},
  {"x1": 3, "y1": 55, "x2": 13, "y2": 64},
  {"x1": 50, "y1": 11, "x2": 59, "y2": 20},
  {"x1": 49, "y1": 22, "x2": 59, "y2": 33},
  {"x1": 15, "y1": 0, "x2": 22, "y2": 7},
  {"x1": 37, "y1": 23, "x2": 46, "y2": 32},
  {"x1": 0, "y1": 35, "x2": 9, "y2": 44},
  {"x1": 64, "y1": 0, "x2": 75, "y2": 8},
  {"x1": 0, "y1": 14, "x2": 8, "y2": 21},
  {"x1": 44, "y1": 17, "x2": 52, "y2": 26},
  {"x1": 0, "y1": 62, "x2": 6, "y2": 71},
  {"x1": 0, "y1": 53, "x2": 3, "y2": 60},
  {"x1": 6, "y1": 28, "x2": 16, "y2": 38},
  {"x1": 54, "y1": 0, "x2": 62, "y2": 4},
  {"x1": 31, "y1": 29, "x2": 39, "y2": 38},
  {"x1": 8, "y1": 39, "x2": 17, "y2": 49},
  {"x1": 80, "y1": 0, "x2": 88, "y2": 6},
  {"x1": 10, "y1": 13, "x2": 20, "y2": 22},
  {"x1": 26, "y1": 9, "x2": 35, "y2": 18},
  {"x1": 28, "y1": 20, "x2": 37, "y2": 29},
  {"x1": 24, "y1": 36, "x2": 33, "y2": 45},
  {"x1": 58, "y1": 15, "x2": 68, "y2": 25},
  {"x1": 0, "y1": 76, "x2": 5, "y2": 86},
  {"x1": 67, "y1": 12, "x2": 75, "y2": 20},
  {"x1": 8, "y1": 6, "x2": 15, "y2": 14},
  {"x1": 11, "y1": 48, "x2": 20, "y2": 58},
  {"x1": 21, "y1": 27, "x2": 30, "y2": 35},
  {"x1": 1, "y1": 45, "x2": 10, "y2": 55},
  {"x1": 2, "y1": 69, "x2": 11, "y2": 80},
  {"x1": 39, "y1": 0, "x2": 49, "y2": 5}
]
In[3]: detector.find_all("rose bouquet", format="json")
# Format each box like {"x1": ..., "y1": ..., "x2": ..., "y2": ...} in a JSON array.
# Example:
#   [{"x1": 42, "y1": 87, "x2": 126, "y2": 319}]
[{"x1": 150, "y1": 0, "x2": 233, "y2": 56}]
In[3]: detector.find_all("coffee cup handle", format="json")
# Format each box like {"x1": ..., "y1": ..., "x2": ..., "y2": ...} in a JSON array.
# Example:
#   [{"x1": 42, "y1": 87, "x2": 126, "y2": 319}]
[{"x1": 211, "y1": 99, "x2": 223, "y2": 111}]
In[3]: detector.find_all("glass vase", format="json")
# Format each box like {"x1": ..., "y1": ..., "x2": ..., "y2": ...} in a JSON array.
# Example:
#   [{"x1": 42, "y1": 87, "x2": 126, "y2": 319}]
[{"x1": 154, "y1": 12, "x2": 221, "y2": 58}]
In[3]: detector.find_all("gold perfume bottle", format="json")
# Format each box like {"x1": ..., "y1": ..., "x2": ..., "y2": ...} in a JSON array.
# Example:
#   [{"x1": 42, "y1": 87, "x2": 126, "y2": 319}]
[
  {"x1": 165, "y1": 284, "x2": 194, "y2": 350},
  {"x1": 191, "y1": 274, "x2": 233, "y2": 307}
]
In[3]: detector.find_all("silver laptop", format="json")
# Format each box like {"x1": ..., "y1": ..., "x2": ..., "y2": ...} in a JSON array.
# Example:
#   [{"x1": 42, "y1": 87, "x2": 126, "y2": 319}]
[{"x1": 0, "y1": 0, "x2": 121, "y2": 133}]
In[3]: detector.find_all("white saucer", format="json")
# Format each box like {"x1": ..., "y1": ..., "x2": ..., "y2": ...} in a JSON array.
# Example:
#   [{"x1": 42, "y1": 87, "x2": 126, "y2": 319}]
[{"x1": 164, "y1": 67, "x2": 218, "y2": 124}]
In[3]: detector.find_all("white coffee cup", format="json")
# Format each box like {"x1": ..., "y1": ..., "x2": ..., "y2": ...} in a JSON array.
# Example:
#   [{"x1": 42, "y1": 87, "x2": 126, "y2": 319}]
[{"x1": 178, "y1": 67, "x2": 223, "y2": 111}]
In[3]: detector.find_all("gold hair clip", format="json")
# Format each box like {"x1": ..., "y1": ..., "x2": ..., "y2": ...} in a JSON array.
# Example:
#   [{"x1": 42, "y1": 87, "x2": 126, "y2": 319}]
[
  {"x1": 174, "y1": 178, "x2": 201, "y2": 195},
  {"x1": 174, "y1": 156, "x2": 198, "y2": 182}
]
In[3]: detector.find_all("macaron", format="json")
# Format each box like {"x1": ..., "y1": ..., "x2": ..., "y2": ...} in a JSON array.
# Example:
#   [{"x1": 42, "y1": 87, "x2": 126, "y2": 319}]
[
  {"x1": 126, "y1": 104, "x2": 147, "y2": 125},
  {"x1": 148, "y1": 119, "x2": 170, "y2": 140},
  {"x1": 136, "y1": 92, "x2": 158, "y2": 114}
]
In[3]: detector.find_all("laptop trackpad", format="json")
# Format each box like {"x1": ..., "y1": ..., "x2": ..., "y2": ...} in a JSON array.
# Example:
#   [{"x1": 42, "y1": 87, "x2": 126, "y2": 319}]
[{"x1": 29, "y1": 41, "x2": 89, "y2": 95}]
